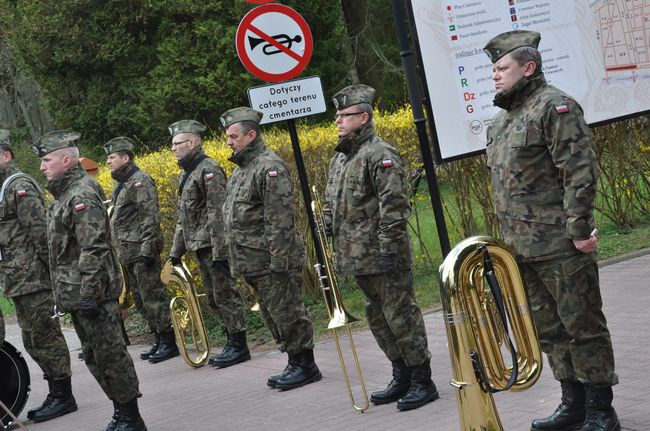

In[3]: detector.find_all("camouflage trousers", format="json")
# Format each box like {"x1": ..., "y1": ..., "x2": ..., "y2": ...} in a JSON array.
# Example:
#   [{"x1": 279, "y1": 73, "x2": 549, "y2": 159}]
[
  {"x1": 124, "y1": 258, "x2": 172, "y2": 334},
  {"x1": 520, "y1": 252, "x2": 618, "y2": 385},
  {"x1": 13, "y1": 290, "x2": 71, "y2": 380},
  {"x1": 244, "y1": 269, "x2": 314, "y2": 354},
  {"x1": 355, "y1": 269, "x2": 431, "y2": 367},
  {"x1": 196, "y1": 248, "x2": 246, "y2": 333},
  {"x1": 71, "y1": 300, "x2": 140, "y2": 403}
]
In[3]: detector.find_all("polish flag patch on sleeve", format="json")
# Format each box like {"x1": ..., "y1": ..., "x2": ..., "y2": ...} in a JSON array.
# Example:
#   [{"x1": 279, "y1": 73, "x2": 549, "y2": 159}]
[
  {"x1": 267, "y1": 170, "x2": 279, "y2": 177},
  {"x1": 134, "y1": 181, "x2": 143, "y2": 188},
  {"x1": 555, "y1": 104, "x2": 570, "y2": 114},
  {"x1": 74, "y1": 203, "x2": 86, "y2": 212},
  {"x1": 381, "y1": 159, "x2": 394, "y2": 167},
  {"x1": 205, "y1": 172, "x2": 214, "y2": 180},
  {"x1": 17, "y1": 189, "x2": 27, "y2": 197}
]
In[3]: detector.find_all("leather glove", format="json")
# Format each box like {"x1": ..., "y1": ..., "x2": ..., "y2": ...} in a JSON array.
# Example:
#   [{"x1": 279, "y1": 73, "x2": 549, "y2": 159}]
[
  {"x1": 141, "y1": 256, "x2": 156, "y2": 269},
  {"x1": 212, "y1": 259, "x2": 230, "y2": 276},
  {"x1": 378, "y1": 252, "x2": 396, "y2": 273},
  {"x1": 79, "y1": 297, "x2": 101, "y2": 319},
  {"x1": 167, "y1": 255, "x2": 182, "y2": 266}
]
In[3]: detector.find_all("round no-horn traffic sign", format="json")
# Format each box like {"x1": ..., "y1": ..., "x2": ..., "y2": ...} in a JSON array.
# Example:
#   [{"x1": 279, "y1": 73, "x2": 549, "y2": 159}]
[{"x1": 236, "y1": 4, "x2": 313, "y2": 83}]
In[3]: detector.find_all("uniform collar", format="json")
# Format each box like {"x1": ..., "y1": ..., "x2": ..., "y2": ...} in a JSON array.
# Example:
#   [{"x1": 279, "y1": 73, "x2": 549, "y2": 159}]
[
  {"x1": 493, "y1": 72, "x2": 547, "y2": 111},
  {"x1": 335, "y1": 123, "x2": 376, "y2": 155},
  {"x1": 229, "y1": 137, "x2": 265, "y2": 167},
  {"x1": 178, "y1": 148, "x2": 206, "y2": 171},
  {"x1": 110, "y1": 161, "x2": 138, "y2": 183},
  {"x1": 47, "y1": 163, "x2": 86, "y2": 198},
  {"x1": 0, "y1": 160, "x2": 19, "y2": 183}
]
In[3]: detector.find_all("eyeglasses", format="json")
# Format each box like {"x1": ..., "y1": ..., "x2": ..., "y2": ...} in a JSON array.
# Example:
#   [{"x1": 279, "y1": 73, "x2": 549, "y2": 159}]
[
  {"x1": 171, "y1": 139, "x2": 190, "y2": 147},
  {"x1": 334, "y1": 112, "x2": 365, "y2": 120}
]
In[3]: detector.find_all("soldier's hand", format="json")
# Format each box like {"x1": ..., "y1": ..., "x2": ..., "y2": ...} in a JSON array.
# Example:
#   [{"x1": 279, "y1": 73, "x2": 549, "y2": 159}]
[
  {"x1": 212, "y1": 259, "x2": 230, "y2": 276},
  {"x1": 141, "y1": 256, "x2": 156, "y2": 269},
  {"x1": 79, "y1": 297, "x2": 101, "y2": 319},
  {"x1": 378, "y1": 252, "x2": 396, "y2": 273},
  {"x1": 167, "y1": 255, "x2": 182, "y2": 266}
]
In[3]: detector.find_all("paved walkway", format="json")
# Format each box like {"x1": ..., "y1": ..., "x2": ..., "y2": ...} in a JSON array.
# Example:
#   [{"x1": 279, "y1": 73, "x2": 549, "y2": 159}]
[{"x1": 4, "y1": 250, "x2": 649, "y2": 430}]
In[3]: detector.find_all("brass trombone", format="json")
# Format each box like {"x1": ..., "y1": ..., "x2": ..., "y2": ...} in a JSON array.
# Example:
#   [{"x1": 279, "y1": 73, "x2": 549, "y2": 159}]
[
  {"x1": 161, "y1": 259, "x2": 210, "y2": 367},
  {"x1": 310, "y1": 186, "x2": 370, "y2": 413},
  {"x1": 439, "y1": 236, "x2": 543, "y2": 430}
]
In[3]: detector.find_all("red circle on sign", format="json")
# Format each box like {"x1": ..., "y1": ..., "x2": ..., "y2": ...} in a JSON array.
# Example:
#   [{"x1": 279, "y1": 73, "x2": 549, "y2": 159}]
[{"x1": 236, "y1": 4, "x2": 313, "y2": 82}]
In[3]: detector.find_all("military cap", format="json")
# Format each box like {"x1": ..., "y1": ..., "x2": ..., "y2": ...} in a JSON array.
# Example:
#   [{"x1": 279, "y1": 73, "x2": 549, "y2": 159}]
[
  {"x1": 331, "y1": 84, "x2": 375, "y2": 110},
  {"x1": 31, "y1": 130, "x2": 81, "y2": 158},
  {"x1": 168, "y1": 119, "x2": 207, "y2": 138},
  {"x1": 219, "y1": 107, "x2": 263, "y2": 129},
  {"x1": 483, "y1": 30, "x2": 541, "y2": 63},
  {"x1": 103, "y1": 136, "x2": 135, "y2": 155}
]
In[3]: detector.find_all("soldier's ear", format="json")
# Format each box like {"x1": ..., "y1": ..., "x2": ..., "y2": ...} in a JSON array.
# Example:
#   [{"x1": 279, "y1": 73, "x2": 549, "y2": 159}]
[{"x1": 523, "y1": 60, "x2": 537, "y2": 77}]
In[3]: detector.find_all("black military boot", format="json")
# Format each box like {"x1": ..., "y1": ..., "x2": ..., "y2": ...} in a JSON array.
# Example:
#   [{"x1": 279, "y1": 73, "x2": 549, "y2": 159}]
[
  {"x1": 267, "y1": 353, "x2": 299, "y2": 388},
  {"x1": 112, "y1": 398, "x2": 147, "y2": 431},
  {"x1": 370, "y1": 358, "x2": 412, "y2": 405},
  {"x1": 209, "y1": 329, "x2": 229, "y2": 366},
  {"x1": 27, "y1": 376, "x2": 53, "y2": 419},
  {"x1": 140, "y1": 332, "x2": 160, "y2": 360},
  {"x1": 31, "y1": 376, "x2": 78, "y2": 423},
  {"x1": 211, "y1": 331, "x2": 251, "y2": 368},
  {"x1": 578, "y1": 385, "x2": 620, "y2": 431},
  {"x1": 103, "y1": 400, "x2": 120, "y2": 431},
  {"x1": 274, "y1": 349, "x2": 322, "y2": 390},
  {"x1": 396, "y1": 359, "x2": 439, "y2": 411},
  {"x1": 531, "y1": 380, "x2": 586, "y2": 431},
  {"x1": 148, "y1": 330, "x2": 179, "y2": 364}
]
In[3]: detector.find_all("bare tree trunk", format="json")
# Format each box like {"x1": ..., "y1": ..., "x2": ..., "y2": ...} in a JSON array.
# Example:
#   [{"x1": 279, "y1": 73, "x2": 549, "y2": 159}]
[{"x1": 0, "y1": 37, "x2": 53, "y2": 140}]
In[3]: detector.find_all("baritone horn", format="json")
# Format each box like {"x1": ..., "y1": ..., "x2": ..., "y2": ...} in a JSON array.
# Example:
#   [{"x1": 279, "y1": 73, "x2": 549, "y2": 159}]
[
  {"x1": 439, "y1": 236, "x2": 542, "y2": 430},
  {"x1": 161, "y1": 259, "x2": 210, "y2": 367},
  {"x1": 310, "y1": 186, "x2": 370, "y2": 413}
]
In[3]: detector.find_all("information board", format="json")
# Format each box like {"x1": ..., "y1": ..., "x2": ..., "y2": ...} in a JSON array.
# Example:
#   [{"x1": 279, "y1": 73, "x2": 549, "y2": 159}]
[
  {"x1": 410, "y1": 0, "x2": 650, "y2": 161},
  {"x1": 248, "y1": 76, "x2": 327, "y2": 125}
]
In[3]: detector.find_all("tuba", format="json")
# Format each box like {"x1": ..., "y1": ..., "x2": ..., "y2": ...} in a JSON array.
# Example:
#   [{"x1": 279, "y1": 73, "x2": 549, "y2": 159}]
[
  {"x1": 161, "y1": 259, "x2": 210, "y2": 367},
  {"x1": 439, "y1": 236, "x2": 542, "y2": 430},
  {"x1": 310, "y1": 186, "x2": 370, "y2": 412}
]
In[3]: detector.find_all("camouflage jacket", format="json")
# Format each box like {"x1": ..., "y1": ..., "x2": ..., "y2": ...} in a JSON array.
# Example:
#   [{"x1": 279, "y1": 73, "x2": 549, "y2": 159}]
[
  {"x1": 171, "y1": 149, "x2": 228, "y2": 260},
  {"x1": 224, "y1": 138, "x2": 306, "y2": 277},
  {"x1": 486, "y1": 73, "x2": 598, "y2": 262},
  {"x1": 324, "y1": 124, "x2": 413, "y2": 276},
  {"x1": 110, "y1": 161, "x2": 164, "y2": 263},
  {"x1": 0, "y1": 161, "x2": 50, "y2": 297},
  {"x1": 46, "y1": 164, "x2": 122, "y2": 312}
]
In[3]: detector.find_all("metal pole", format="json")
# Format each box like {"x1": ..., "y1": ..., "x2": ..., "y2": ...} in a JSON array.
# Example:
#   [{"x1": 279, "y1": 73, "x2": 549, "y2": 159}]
[
  {"x1": 285, "y1": 118, "x2": 326, "y2": 265},
  {"x1": 391, "y1": 0, "x2": 451, "y2": 257}
]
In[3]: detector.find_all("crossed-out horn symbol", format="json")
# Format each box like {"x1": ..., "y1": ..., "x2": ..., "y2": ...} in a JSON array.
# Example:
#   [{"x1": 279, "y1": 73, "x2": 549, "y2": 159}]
[{"x1": 248, "y1": 34, "x2": 302, "y2": 55}]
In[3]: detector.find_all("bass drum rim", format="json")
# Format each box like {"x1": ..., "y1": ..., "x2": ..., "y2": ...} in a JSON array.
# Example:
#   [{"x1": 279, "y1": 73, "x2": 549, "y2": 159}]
[{"x1": 0, "y1": 341, "x2": 31, "y2": 427}]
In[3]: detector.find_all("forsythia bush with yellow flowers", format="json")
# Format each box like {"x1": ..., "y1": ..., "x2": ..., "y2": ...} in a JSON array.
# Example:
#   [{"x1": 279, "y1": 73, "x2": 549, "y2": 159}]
[{"x1": 96, "y1": 107, "x2": 431, "y2": 271}]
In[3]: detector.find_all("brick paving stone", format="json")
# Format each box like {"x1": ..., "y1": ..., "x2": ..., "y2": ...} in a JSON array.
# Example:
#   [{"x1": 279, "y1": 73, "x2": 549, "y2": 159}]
[{"x1": 4, "y1": 251, "x2": 649, "y2": 430}]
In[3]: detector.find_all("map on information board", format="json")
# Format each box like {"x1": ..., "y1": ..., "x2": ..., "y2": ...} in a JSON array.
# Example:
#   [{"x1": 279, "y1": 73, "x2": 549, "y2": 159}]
[{"x1": 410, "y1": 0, "x2": 650, "y2": 162}]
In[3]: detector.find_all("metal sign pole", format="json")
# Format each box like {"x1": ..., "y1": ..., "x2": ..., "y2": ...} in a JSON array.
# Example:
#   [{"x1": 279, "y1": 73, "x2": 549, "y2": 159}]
[
  {"x1": 391, "y1": 0, "x2": 451, "y2": 257},
  {"x1": 285, "y1": 119, "x2": 326, "y2": 266}
]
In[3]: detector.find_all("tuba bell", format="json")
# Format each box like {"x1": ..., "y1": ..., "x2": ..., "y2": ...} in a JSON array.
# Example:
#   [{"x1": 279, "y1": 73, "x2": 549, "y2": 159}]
[
  {"x1": 439, "y1": 235, "x2": 542, "y2": 430},
  {"x1": 161, "y1": 259, "x2": 210, "y2": 367},
  {"x1": 310, "y1": 186, "x2": 370, "y2": 412}
]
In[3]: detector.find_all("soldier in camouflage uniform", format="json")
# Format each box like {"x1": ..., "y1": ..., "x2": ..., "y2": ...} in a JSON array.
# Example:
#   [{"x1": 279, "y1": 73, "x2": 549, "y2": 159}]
[
  {"x1": 221, "y1": 107, "x2": 321, "y2": 390},
  {"x1": 34, "y1": 130, "x2": 146, "y2": 431},
  {"x1": 324, "y1": 85, "x2": 437, "y2": 411},
  {"x1": 484, "y1": 31, "x2": 619, "y2": 431},
  {"x1": 167, "y1": 120, "x2": 250, "y2": 368},
  {"x1": 0, "y1": 130, "x2": 78, "y2": 423},
  {"x1": 104, "y1": 137, "x2": 178, "y2": 364}
]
